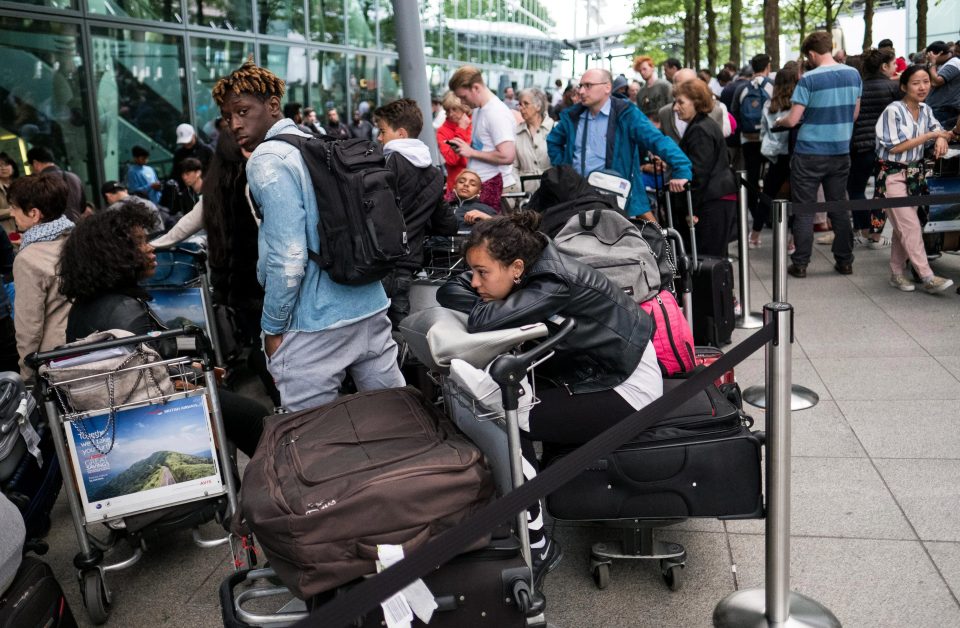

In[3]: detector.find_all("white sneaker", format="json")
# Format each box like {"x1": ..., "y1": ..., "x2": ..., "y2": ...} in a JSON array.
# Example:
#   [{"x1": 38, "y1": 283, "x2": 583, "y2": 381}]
[
  {"x1": 921, "y1": 276, "x2": 955, "y2": 294},
  {"x1": 868, "y1": 236, "x2": 891, "y2": 250},
  {"x1": 889, "y1": 274, "x2": 915, "y2": 292}
]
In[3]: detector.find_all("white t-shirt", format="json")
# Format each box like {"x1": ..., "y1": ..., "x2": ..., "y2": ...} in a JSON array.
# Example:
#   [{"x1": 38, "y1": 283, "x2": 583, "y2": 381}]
[
  {"x1": 614, "y1": 343, "x2": 663, "y2": 410},
  {"x1": 469, "y1": 95, "x2": 517, "y2": 186}
]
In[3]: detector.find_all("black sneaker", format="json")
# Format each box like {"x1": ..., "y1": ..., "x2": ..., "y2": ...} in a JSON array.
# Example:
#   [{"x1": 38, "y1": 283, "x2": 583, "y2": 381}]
[{"x1": 531, "y1": 538, "x2": 563, "y2": 589}]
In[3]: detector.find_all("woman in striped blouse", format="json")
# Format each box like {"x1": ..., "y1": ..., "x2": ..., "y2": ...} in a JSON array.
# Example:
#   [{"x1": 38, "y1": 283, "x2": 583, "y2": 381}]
[{"x1": 874, "y1": 65, "x2": 954, "y2": 294}]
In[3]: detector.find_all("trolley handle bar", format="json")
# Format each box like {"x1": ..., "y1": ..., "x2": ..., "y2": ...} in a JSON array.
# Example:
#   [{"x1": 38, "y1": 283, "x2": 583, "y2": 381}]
[
  {"x1": 25, "y1": 325, "x2": 214, "y2": 369},
  {"x1": 166, "y1": 244, "x2": 208, "y2": 265},
  {"x1": 488, "y1": 316, "x2": 577, "y2": 390}
]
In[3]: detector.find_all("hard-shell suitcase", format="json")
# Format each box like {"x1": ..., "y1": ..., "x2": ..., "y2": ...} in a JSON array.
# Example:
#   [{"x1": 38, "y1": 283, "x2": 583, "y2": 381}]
[
  {"x1": 238, "y1": 387, "x2": 495, "y2": 600},
  {"x1": 690, "y1": 255, "x2": 736, "y2": 346},
  {"x1": 544, "y1": 380, "x2": 763, "y2": 521},
  {"x1": 0, "y1": 557, "x2": 78, "y2": 628},
  {"x1": 669, "y1": 186, "x2": 736, "y2": 346}
]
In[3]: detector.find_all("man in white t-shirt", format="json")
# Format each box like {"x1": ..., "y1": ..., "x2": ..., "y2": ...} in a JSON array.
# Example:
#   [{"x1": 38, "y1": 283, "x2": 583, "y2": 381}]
[{"x1": 447, "y1": 66, "x2": 517, "y2": 210}]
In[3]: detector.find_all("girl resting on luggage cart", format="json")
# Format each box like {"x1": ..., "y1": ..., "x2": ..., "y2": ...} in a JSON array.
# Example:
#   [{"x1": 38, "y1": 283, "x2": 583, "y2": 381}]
[
  {"x1": 436, "y1": 211, "x2": 662, "y2": 589},
  {"x1": 56, "y1": 204, "x2": 269, "y2": 460}
]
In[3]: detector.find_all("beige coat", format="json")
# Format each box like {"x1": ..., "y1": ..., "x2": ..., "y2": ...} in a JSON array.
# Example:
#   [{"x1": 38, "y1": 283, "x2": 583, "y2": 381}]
[
  {"x1": 13, "y1": 234, "x2": 71, "y2": 377},
  {"x1": 513, "y1": 116, "x2": 554, "y2": 195}
]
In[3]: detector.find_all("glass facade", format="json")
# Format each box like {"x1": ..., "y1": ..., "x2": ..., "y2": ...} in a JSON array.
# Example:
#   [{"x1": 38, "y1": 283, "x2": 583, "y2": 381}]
[{"x1": 0, "y1": 0, "x2": 558, "y2": 196}]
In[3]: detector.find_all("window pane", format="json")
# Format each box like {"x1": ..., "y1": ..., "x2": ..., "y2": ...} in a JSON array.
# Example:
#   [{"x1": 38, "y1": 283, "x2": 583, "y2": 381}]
[
  {"x1": 257, "y1": 0, "x2": 305, "y2": 37},
  {"x1": 260, "y1": 43, "x2": 309, "y2": 112},
  {"x1": 4, "y1": 0, "x2": 75, "y2": 8},
  {"x1": 309, "y1": 50, "x2": 345, "y2": 117},
  {"x1": 87, "y1": 0, "x2": 183, "y2": 23},
  {"x1": 90, "y1": 27, "x2": 188, "y2": 181},
  {"x1": 188, "y1": 0, "x2": 253, "y2": 32},
  {"x1": 348, "y1": 53, "x2": 376, "y2": 114},
  {"x1": 345, "y1": 0, "x2": 376, "y2": 49},
  {"x1": 377, "y1": 0, "x2": 394, "y2": 52},
  {"x1": 379, "y1": 57, "x2": 401, "y2": 104},
  {"x1": 309, "y1": 0, "x2": 344, "y2": 45},
  {"x1": 0, "y1": 16, "x2": 95, "y2": 199},
  {"x1": 190, "y1": 37, "x2": 254, "y2": 142}
]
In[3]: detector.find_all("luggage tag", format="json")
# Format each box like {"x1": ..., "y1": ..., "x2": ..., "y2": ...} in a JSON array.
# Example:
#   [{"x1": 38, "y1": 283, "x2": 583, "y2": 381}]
[{"x1": 377, "y1": 544, "x2": 438, "y2": 626}]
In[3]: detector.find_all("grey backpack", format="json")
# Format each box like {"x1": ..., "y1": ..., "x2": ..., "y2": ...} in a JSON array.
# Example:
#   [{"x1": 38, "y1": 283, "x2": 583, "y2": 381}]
[{"x1": 555, "y1": 208, "x2": 661, "y2": 302}]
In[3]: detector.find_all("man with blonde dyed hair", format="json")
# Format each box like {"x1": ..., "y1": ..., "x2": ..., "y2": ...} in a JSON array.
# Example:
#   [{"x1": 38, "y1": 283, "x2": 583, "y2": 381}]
[
  {"x1": 446, "y1": 65, "x2": 517, "y2": 209},
  {"x1": 633, "y1": 55, "x2": 670, "y2": 119}
]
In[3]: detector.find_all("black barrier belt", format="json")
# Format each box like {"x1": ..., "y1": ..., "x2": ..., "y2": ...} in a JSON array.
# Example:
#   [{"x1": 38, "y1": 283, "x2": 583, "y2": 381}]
[
  {"x1": 301, "y1": 323, "x2": 777, "y2": 628},
  {"x1": 736, "y1": 175, "x2": 960, "y2": 216}
]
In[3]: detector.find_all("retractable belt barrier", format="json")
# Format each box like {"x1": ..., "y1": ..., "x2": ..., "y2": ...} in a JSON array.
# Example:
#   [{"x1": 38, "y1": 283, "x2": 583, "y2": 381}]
[
  {"x1": 299, "y1": 323, "x2": 777, "y2": 628},
  {"x1": 736, "y1": 175, "x2": 960, "y2": 215}
]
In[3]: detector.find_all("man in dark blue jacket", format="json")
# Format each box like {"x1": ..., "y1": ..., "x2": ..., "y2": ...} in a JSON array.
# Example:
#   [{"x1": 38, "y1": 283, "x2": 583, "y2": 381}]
[{"x1": 547, "y1": 68, "x2": 692, "y2": 221}]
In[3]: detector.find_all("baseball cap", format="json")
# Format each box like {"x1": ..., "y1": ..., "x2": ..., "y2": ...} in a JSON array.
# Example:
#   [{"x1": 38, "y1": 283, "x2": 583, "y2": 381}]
[
  {"x1": 101, "y1": 181, "x2": 126, "y2": 196},
  {"x1": 926, "y1": 41, "x2": 949, "y2": 55},
  {"x1": 175, "y1": 123, "x2": 196, "y2": 144}
]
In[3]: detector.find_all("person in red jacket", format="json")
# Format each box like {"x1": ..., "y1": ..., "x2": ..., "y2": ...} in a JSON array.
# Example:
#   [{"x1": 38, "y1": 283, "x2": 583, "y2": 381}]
[{"x1": 436, "y1": 91, "x2": 472, "y2": 194}]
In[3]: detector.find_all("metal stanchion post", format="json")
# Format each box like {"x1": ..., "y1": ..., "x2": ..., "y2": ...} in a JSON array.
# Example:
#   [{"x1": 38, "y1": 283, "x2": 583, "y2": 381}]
[
  {"x1": 736, "y1": 171, "x2": 763, "y2": 329},
  {"x1": 742, "y1": 200, "x2": 819, "y2": 411},
  {"x1": 714, "y1": 303, "x2": 839, "y2": 628}
]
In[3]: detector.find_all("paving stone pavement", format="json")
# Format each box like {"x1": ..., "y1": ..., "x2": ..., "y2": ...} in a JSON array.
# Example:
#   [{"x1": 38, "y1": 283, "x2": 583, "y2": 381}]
[{"x1": 43, "y1": 232, "x2": 960, "y2": 627}]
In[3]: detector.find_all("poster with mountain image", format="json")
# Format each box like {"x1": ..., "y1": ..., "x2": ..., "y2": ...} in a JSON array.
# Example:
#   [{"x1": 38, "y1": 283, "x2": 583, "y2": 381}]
[{"x1": 67, "y1": 394, "x2": 224, "y2": 521}]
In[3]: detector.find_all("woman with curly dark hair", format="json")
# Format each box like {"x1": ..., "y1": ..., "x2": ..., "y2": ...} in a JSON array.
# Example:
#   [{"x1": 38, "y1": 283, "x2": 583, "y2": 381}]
[{"x1": 59, "y1": 202, "x2": 268, "y2": 457}]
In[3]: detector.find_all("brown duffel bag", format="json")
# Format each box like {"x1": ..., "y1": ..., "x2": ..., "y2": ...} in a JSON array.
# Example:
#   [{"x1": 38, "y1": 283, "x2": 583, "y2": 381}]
[{"x1": 237, "y1": 387, "x2": 495, "y2": 599}]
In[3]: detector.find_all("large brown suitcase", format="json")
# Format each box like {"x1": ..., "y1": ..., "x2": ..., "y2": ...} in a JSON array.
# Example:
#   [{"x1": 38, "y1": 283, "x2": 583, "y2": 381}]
[{"x1": 238, "y1": 387, "x2": 495, "y2": 599}]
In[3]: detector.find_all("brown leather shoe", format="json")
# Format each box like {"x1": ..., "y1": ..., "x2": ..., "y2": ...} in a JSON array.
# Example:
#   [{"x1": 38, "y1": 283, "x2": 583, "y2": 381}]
[
  {"x1": 834, "y1": 262, "x2": 853, "y2": 275},
  {"x1": 787, "y1": 264, "x2": 807, "y2": 278}
]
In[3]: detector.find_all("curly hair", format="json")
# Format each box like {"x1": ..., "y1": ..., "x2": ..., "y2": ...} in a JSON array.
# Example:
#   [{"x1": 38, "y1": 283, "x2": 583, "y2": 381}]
[
  {"x1": 58, "y1": 201, "x2": 157, "y2": 302},
  {"x1": 462, "y1": 211, "x2": 546, "y2": 271},
  {"x1": 212, "y1": 57, "x2": 285, "y2": 106}
]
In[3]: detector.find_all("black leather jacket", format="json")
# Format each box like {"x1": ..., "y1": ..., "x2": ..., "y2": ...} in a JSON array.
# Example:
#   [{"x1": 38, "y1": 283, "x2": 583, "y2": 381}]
[
  {"x1": 437, "y1": 238, "x2": 654, "y2": 394},
  {"x1": 67, "y1": 289, "x2": 176, "y2": 358}
]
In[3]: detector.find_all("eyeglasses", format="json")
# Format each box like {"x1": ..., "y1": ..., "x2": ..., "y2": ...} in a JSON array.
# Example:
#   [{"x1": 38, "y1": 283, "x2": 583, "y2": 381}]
[{"x1": 577, "y1": 81, "x2": 610, "y2": 90}]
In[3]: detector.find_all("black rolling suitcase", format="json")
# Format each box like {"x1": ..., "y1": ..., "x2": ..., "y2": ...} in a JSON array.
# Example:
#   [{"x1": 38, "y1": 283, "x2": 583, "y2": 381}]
[
  {"x1": 667, "y1": 187, "x2": 735, "y2": 346},
  {"x1": 0, "y1": 557, "x2": 78, "y2": 628},
  {"x1": 544, "y1": 380, "x2": 763, "y2": 521}
]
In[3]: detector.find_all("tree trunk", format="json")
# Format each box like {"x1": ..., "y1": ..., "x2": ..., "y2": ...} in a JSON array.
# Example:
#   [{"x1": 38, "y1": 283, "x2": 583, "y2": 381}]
[
  {"x1": 683, "y1": 0, "x2": 695, "y2": 68},
  {"x1": 824, "y1": 0, "x2": 834, "y2": 31},
  {"x1": 916, "y1": 0, "x2": 927, "y2": 52},
  {"x1": 693, "y1": 0, "x2": 702, "y2": 69},
  {"x1": 798, "y1": 0, "x2": 808, "y2": 49},
  {"x1": 763, "y1": 0, "x2": 780, "y2": 68},
  {"x1": 862, "y1": 0, "x2": 874, "y2": 51},
  {"x1": 730, "y1": 0, "x2": 742, "y2": 67},
  {"x1": 706, "y1": 0, "x2": 718, "y2": 71}
]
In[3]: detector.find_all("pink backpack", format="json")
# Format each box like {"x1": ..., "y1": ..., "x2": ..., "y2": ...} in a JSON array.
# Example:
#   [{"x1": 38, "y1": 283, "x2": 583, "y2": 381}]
[{"x1": 639, "y1": 290, "x2": 696, "y2": 377}]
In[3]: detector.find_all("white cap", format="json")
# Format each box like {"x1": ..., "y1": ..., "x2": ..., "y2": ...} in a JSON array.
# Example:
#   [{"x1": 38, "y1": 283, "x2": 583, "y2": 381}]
[{"x1": 175, "y1": 123, "x2": 196, "y2": 145}]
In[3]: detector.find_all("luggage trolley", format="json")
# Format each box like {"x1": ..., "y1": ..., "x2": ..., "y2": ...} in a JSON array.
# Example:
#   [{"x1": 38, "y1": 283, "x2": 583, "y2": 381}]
[
  {"x1": 26, "y1": 327, "x2": 251, "y2": 625},
  {"x1": 142, "y1": 241, "x2": 231, "y2": 367}
]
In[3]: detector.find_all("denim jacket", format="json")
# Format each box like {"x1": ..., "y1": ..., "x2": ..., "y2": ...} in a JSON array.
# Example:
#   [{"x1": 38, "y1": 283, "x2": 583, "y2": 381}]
[{"x1": 246, "y1": 119, "x2": 388, "y2": 334}]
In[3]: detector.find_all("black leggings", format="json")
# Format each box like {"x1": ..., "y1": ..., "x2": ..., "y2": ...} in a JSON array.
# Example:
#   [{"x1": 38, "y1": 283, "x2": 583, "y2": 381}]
[
  {"x1": 218, "y1": 389, "x2": 268, "y2": 458},
  {"x1": 525, "y1": 386, "x2": 637, "y2": 445}
]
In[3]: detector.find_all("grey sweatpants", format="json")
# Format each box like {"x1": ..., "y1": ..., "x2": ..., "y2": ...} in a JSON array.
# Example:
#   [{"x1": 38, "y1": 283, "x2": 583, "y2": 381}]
[{"x1": 266, "y1": 312, "x2": 406, "y2": 412}]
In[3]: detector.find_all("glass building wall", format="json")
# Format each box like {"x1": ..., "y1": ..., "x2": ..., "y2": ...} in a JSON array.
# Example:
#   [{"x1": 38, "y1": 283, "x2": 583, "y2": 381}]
[{"x1": 0, "y1": 0, "x2": 558, "y2": 196}]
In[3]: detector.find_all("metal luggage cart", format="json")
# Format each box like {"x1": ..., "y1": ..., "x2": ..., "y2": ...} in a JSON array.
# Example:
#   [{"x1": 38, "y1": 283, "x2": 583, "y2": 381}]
[
  {"x1": 142, "y1": 242, "x2": 230, "y2": 367},
  {"x1": 26, "y1": 327, "x2": 252, "y2": 625}
]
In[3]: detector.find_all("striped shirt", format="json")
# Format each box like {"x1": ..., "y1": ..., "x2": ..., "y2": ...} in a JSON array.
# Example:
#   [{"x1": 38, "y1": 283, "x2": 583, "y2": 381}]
[
  {"x1": 875, "y1": 100, "x2": 942, "y2": 164},
  {"x1": 791, "y1": 63, "x2": 862, "y2": 155}
]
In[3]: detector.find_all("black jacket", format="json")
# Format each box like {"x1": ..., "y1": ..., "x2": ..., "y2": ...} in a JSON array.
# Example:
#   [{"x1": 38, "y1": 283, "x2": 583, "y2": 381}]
[
  {"x1": 437, "y1": 238, "x2": 653, "y2": 394},
  {"x1": 450, "y1": 196, "x2": 496, "y2": 230},
  {"x1": 851, "y1": 75, "x2": 900, "y2": 154},
  {"x1": 387, "y1": 154, "x2": 458, "y2": 270},
  {"x1": 67, "y1": 289, "x2": 176, "y2": 358},
  {"x1": 678, "y1": 113, "x2": 737, "y2": 208}
]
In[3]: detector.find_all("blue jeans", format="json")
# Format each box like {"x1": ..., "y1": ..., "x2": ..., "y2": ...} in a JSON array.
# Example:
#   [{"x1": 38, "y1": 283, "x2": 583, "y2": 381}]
[{"x1": 790, "y1": 153, "x2": 854, "y2": 267}]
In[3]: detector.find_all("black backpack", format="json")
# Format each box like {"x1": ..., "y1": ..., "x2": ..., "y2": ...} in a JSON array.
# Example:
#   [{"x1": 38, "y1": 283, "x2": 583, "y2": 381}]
[{"x1": 269, "y1": 134, "x2": 408, "y2": 285}]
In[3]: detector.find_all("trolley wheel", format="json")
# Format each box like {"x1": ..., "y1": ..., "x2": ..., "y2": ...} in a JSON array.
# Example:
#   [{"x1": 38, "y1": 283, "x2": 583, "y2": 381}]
[
  {"x1": 660, "y1": 561, "x2": 683, "y2": 592},
  {"x1": 592, "y1": 563, "x2": 610, "y2": 590},
  {"x1": 82, "y1": 569, "x2": 111, "y2": 625},
  {"x1": 515, "y1": 588, "x2": 531, "y2": 614}
]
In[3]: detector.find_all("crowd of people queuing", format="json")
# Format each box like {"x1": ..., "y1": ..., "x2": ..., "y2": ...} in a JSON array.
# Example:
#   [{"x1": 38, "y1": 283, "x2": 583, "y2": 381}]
[{"x1": 0, "y1": 29, "x2": 959, "y2": 594}]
